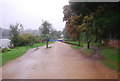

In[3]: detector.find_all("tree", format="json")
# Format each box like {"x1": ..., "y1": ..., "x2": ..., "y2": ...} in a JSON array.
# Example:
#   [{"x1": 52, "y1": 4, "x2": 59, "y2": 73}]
[
  {"x1": 63, "y1": 2, "x2": 120, "y2": 49},
  {"x1": 38, "y1": 21, "x2": 53, "y2": 48},
  {"x1": 63, "y1": 27, "x2": 71, "y2": 39},
  {"x1": 39, "y1": 20, "x2": 62, "y2": 39},
  {"x1": 39, "y1": 21, "x2": 52, "y2": 35},
  {"x1": 63, "y1": 5, "x2": 73, "y2": 21},
  {"x1": 70, "y1": 2, "x2": 120, "y2": 40},
  {"x1": 44, "y1": 34, "x2": 49, "y2": 48},
  {"x1": 56, "y1": 30, "x2": 62, "y2": 38},
  {"x1": 19, "y1": 24, "x2": 24, "y2": 34},
  {"x1": 50, "y1": 29, "x2": 62, "y2": 39},
  {"x1": 63, "y1": 15, "x2": 84, "y2": 45},
  {"x1": 9, "y1": 23, "x2": 21, "y2": 47}
]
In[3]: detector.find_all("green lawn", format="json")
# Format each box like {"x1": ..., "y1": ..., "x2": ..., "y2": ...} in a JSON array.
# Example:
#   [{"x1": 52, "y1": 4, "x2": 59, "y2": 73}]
[
  {"x1": 68, "y1": 41, "x2": 94, "y2": 57},
  {"x1": 1, "y1": 46, "x2": 28, "y2": 66},
  {"x1": 65, "y1": 41, "x2": 87, "y2": 46},
  {"x1": 0, "y1": 41, "x2": 55, "y2": 66},
  {"x1": 82, "y1": 42, "x2": 87, "y2": 47},
  {"x1": 30, "y1": 41, "x2": 55, "y2": 48},
  {"x1": 65, "y1": 41, "x2": 87, "y2": 50},
  {"x1": 100, "y1": 47, "x2": 119, "y2": 71},
  {"x1": 71, "y1": 43, "x2": 94, "y2": 57},
  {"x1": 67, "y1": 40, "x2": 119, "y2": 71},
  {"x1": 65, "y1": 41, "x2": 79, "y2": 45}
]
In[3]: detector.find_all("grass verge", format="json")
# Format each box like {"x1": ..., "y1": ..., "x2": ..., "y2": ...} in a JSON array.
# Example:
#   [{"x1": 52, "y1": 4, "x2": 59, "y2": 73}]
[
  {"x1": 65, "y1": 41, "x2": 79, "y2": 45},
  {"x1": 1, "y1": 46, "x2": 28, "y2": 66},
  {"x1": 65, "y1": 41, "x2": 87, "y2": 46},
  {"x1": 0, "y1": 41, "x2": 55, "y2": 66},
  {"x1": 69, "y1": 41, "x2": 94, "y2": 57},
  {"x1": 100, "y1": 47, "x2": 119, "y2": 71},
  {"x1": 67, "y1": 41, "x2": 87, "y2": 50}
]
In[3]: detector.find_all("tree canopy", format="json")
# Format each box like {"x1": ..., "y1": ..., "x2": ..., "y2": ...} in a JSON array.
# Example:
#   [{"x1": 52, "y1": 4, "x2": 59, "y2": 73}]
[
  {"x1": 63, "y1": 2, "x2": 120, "y2": 41},
  {"x1": 39, "y1": 21, "x2": 62, "y2": 39}
]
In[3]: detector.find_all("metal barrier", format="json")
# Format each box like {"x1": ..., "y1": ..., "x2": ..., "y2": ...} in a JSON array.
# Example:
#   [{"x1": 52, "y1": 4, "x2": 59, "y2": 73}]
[{"x1": 48, "y1": 39, "x2": 62, "y2": 42}]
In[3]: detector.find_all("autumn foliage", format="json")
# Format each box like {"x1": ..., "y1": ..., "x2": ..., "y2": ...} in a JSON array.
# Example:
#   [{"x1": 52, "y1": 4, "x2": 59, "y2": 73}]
[{"x1": 63, "y1": 2, "x2": 120, "y2": 41}]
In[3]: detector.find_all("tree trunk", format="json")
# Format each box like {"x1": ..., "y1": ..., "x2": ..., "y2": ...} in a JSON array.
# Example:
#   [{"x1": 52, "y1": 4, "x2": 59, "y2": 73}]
[
  {"x1": 46, "y1": 40, "x2": 48, "y2": 48},
  {"x1": 87, "y1": 40, "x2": 90, "y2": 49}
]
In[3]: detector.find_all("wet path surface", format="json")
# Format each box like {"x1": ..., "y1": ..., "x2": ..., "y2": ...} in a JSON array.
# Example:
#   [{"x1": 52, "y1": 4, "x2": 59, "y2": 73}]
[{"x1": 0, "y1": 42, "x2": 118, "y2": 79}]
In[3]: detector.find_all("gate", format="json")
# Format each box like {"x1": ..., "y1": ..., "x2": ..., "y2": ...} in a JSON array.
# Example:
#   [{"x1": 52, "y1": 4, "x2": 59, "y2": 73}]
[{"x1": 48, "y1": 39, "x2": 62, "y2": 42}]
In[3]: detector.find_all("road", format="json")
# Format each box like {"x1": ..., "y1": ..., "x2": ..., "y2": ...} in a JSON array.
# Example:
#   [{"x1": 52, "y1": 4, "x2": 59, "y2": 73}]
[{"x1": 0, "y1": 42, "x2": 118, "y2": 79}]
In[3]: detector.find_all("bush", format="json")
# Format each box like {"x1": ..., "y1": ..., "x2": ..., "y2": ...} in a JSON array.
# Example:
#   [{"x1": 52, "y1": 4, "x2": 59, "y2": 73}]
[
  {"x1": 34, "y1": 36, "x2": 41, "y2": 43},
  {"x1": 18, "y1": 33, "x2": 40, "y2": 46}
]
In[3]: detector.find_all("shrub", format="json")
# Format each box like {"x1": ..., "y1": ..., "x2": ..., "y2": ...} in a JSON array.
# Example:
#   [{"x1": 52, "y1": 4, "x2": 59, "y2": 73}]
[
  {"x1": 34, "y1": 36, "x2": 41, "y2": 43},
  {"x1": 18, "y1": 33, "x2": 37, "y2": 46}
]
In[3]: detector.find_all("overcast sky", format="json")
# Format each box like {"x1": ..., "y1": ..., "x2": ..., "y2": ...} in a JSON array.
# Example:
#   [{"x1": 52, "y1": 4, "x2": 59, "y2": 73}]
[{"x1": 0, "y1": 0, "x2": 69, "y2": 31}]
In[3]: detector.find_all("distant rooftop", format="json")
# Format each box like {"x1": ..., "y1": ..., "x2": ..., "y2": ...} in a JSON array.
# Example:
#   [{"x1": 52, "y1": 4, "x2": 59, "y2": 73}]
[{"x1": 69, "y1": 0, "x2": 120, "y2": 2}]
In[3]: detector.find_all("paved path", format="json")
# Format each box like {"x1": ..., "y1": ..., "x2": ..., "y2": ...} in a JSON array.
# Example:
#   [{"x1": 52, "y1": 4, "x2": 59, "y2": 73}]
[{"x1": 0, "y1": 42, "x2": 118, "y2": 79}]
